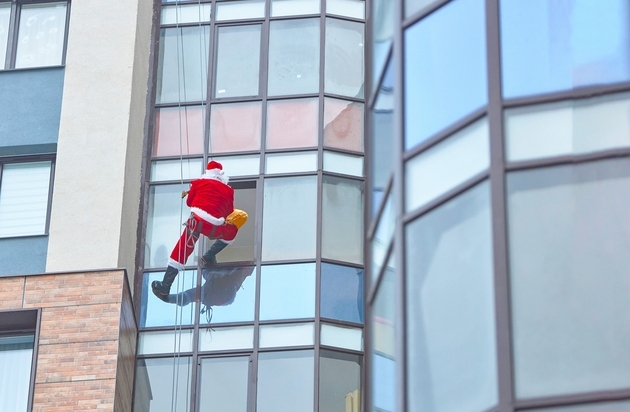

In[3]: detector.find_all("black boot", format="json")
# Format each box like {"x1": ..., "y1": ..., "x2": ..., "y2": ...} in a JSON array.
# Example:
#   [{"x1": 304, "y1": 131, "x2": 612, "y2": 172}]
[
  {"x1": 151, "y1": 265, "x2": 179, "y2": 302},
  {"x1": 201, "y1": 240, "x2": 228, "y2": 267}
]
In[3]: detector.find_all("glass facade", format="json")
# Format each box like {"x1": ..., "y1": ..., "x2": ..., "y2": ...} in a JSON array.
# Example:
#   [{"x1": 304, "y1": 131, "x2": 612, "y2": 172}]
[
  {"x1": 367, "y1": 1, "x2": 630, "y2": 412},
  {"x1": 135, "y1": 0, "x2": 364, "y2": 411}
]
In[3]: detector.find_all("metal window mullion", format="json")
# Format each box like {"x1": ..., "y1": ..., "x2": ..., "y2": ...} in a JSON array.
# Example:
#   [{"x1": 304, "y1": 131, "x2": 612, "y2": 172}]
[
  {"x1": 60, "y1": 0, "x2": 71, "y2": 66},
  {"x1": 43, "y1": 159, "x2": 55, "y2": 235},
  {"x1": 249, "y1": 175, "x2": 264, "y2": 412},
  {"x1": 5, "y1": 1, "x2": 18, "y2": 68},
  {"x1": 485, "y1": 1, "x2": 515, "y2": 411}
]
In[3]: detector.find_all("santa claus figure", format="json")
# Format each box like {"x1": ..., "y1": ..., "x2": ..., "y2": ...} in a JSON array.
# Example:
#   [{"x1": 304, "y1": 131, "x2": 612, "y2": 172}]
[{"x1": 152, "y1": 160, "x2": 248, "y2": 302}]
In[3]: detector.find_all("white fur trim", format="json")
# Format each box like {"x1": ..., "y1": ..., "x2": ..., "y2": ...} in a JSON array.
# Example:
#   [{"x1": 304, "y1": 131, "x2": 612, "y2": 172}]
[
  {"x1": 221, "y1": 238, "x2": 235, "y2": 245},
  {"x1": 200, "y1": 168, "x2": 229, "y2": 184},
  {"x1": 168, "y1": 259, "x2": 185, "y2": 271},
  {"x1": 191, "y1": 208, "x2": 226, "y2": 226}
]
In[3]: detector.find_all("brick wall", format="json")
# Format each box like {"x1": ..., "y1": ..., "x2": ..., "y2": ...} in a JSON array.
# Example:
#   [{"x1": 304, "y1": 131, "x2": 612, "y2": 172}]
[{"x1": 0, "y1": 270, "x2": 137, "y2": 412}]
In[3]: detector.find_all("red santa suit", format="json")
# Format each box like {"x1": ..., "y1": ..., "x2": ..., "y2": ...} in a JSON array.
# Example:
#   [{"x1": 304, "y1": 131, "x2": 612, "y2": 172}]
[{"x1": 168, "y1": 161, "x2": 238, "y2": 270}]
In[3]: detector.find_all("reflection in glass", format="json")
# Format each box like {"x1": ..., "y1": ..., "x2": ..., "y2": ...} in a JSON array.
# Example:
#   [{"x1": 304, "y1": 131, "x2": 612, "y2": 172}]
[
  {"x1": 325, "y1": 18, "x2": 364, "y2": 98},
  {"x1": 371, "y1": 0, "x2": 394, "y2": 88},
  {"x1": 266, "y1": 98, "x2": 319, "y2": 149},
  {"x1": 0, "y1": 335, "x2": 34, "y2": 412},
  {"x1": 259, "y1": 263, "x2": 315, "y2": 320},
  {"x1": 138, "y1": 330, "x2": 194, "y2": 355},
  {"x1": 198, "y1": 326, "x2": 254, "y2": 351},
  {"x1": 156, "y1": 26, "x2": 209, "y2": 104},
  {"x1": 199, "y1": 356, "x2": 249, "y2": 412},
  {"x1": 323, "y1": 151, "x2": 363, "y2": 177},
  {"x1": 326, "y1": 0, "x2": 365, "y2": 19},
  {"x1": 0, "y1": 162, "x2": 52, "y2": 238},
  {"x1": 371, "y1": 61, "x2": 394, "y2": 214},
  {"x1": 151, "y1": 159, "x2": 203, "y2": 182},
  {"x1": 0, "y1": 4, "x2": 10, "y2": 68},
  {"x1": 321, "y1": 263, "x2": 364, "y2": 324},
  {"x1": 321, "y1": 324, "x2": 363, "y2": 351},
  {"x1": 406, "y1": 181, "x2": 497, "y2": 412},
  {"x1": 266, "y1": 152, "x2": 318, "y2": 174},
  {"x1": 324, "y1": 98, "x2": 364, "y2": 152},
  {"x1": 15, "y1": 2, "x2": 67, "y2": 69},
  {"x1": 134, "y1": 357, "x2": 192, "y2": 412},
  {"x1": 271, "y1": 0, "x2": 320, "y2": 16},
  {"x1": 404, "y1": 0, "x2": 440, "y2": 18},
  {"x1": 160, "y1": 3, "x2": 211, "y2": 24},
  {"x1": 210, "y1": 102, "x2": 262, "y2": 153},
  {"x1": 140, "y1": 270, "x2": 196, "y2": 328},
  {"x1": 371, "y1": 195, "x2": 394, "y2": 282},
  {"x1": 372, "y1": 266, "x2": 395, "y2": 412},
  {"x1": 320, "y1": 350, "x2": 362, "y2": 412},
  {"x1": 208, "y1": 155, "x2": 260, "y2": 177},
  {"x1": 404, "y1": 0, "x2": 487, "y2": 150},
  {"x1": 216, "y1": 0, "x2": 265, "y2": 20},
  {"x1": 257, "y1": 351, "x2": 314, "y2": 412},
  {"x1": 507, "y1": 158, "x2": 630, "y2": 398},
  {"x1": 527, "y1": 400, "x2": 630, "y2": 412},
  {"x1": 501, "y1": 0, "x2": 630, "y2": 98},
  {"x1": 215, "y1": 25, "x2": 261, "y2": 98},
  {"x1": 154, "y1": 106, "x2": 205, "y2": 157},
  {"x1": 262, "y1": 176, "x2": 317, "y2": 261},
  {"x1": 212, "y1": 187, "x2": 257, "y2": 264},
  {"x1": 405, "y1": 117, "x2": 489, "y2": 212},
  {"x1": 164, "y1": 266, "x2": 255, "y2": 324},
  {"x1": 322, "y1": 176, "x2": 364, "y2": 264},
  {"x1": 268, "y1": 19, "x2": 320, "y2": 96},
  {"x1": 144, "y1": 184, "x2": 194, "y2": 269},
  {"x1": 505, "y1": 92, "x2": 630, "y2": 161},
  {"x1": 259, "y1": 323, "x2": 314, "y2": 347}
]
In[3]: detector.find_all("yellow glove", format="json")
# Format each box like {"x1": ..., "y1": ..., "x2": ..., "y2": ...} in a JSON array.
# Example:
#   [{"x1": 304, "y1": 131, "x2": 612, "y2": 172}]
[
  {"x1": 181, "y1": 191, "x2": 188, "y2": 198},
  {"x1": 226, "y1": 209, "x2": 248, "y2": 229}
]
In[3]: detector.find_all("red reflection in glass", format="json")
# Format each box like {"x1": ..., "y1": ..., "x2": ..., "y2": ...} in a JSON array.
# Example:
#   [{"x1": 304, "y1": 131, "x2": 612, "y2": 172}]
[
  {"x1": 154, "y1": 106, "x2": 205, "y2": 157},
  {"x1": 323, "y1": 98, "x2": 364, "y2": 152},
  {"x1": 210, "y1": 102, "x2": 262, "y2": 153},
  {"x1": 266, "y1": 98, "x2": 319, "y2": 149}
]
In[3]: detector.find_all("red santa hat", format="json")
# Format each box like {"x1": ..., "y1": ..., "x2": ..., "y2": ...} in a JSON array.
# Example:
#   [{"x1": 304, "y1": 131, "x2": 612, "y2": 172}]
[{"x1": 202, "y1": 160, "x2": 229, "y2": 184}]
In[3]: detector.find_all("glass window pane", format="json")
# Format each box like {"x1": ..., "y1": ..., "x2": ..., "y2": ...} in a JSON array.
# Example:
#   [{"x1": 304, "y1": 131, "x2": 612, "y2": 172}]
[
  {"x1": 259, "y1": 263, "x2": 315, "y2": 320},
  {"x1": 210, "y1": 101, "x2": 262, "y2": 153},
  {"x1": 140, "y1": 270, "x2": 196, "y2": 328},
  {"x1": 199, "y1": 356, "x2": 249, "y2": 412},
  {"x1": 507, "y1": 158, "x2": 630, "y2": 398},
  {"x1": 151, "y1": 159, "x2": 203, "y2": 182},
  {"x1": 500, "y1": 0, "x2": 630, "y2": 99},
  {"x1": 322, "y1": 176, "x2": 364, "y2": 264},
  {"x1": 161, "y1": 3, "x2": 212, "y2": 24},
  {"x1": 266, "y1": 152, "x2": 318, "y2": 174},
  {"x1": 0, "y1": 335, "x2": 34, "y2": 412},
  {"x1": 257, "y1": 351, "x2": 314, "y2": 412},
  {"x1": 154, "y1": 106, "x2": 205, "y2": 157},
  {"x1": 0, "y1": 4, "x2": 10, "y2": 69},
  {"x1": 0, "y1": 162, "x2": 51, "y2": 238},
  {"x1": 528, "y1": 401, "x2": 630, "y2": 412},
  {"x1": 371, "y1": 195, "x2": 394, "y2": 282},
  {"x1": 15, "y1": 2, "x2": 67, "y2": 69},
  {"x1": 215, "y1": 25, "x2": 261, "y2": 98},
  {"x1": 321, "y1": 263, "x2": 364, "y2": 324},
  {"x1": 268, "y1": 19, "x2": 320, "y2": 96},
  {"x1": 372, "y1": 0, "x2": 394, "y2": 88},
  {"x1": 324, "y1": 98, "x2": 364, "y2": 152},
  {"x1": 404, "y1": 0, "x2": 440, "y2": 18},
  {"x1": 217, "y1": 0, "x2": 265, "y2": 20},
  {"x1": 325, "y1": 18, "x2": 364, "y2": 98},
  {"x1": 323, "y1": 151, "x2": 363, "y2": 177},
  {"x1": 197, "y1": 266, "x2": 255, "y2": 323},
  {"x1": 406, "y1": 181, "x2": 498, "y2": 412},
  {"x1": 405, "y1": 117, "x2": 489, "y2": 212},
  {"x1": 211, "y1": 188, "x2": 257, "y2": 263},
  {"x1": 326, "y1": 0, "x2": 364, "y2": 19},
  {"x1": 404, "y1": 0, "x2": 487, "y2": 150},
  {"x1": 505, "y1": 92, "x2": 630, "y2": 162},
  {"x1": 262, "y1": 176, "x2": 317, "y2": 261},
  {"x1": 371, "y1": 61, "x2": 394, "y2": 214},
  {"x1": 319, "y1": 350, "x2": 361, "y2": 412},
  {"x1": 259, "y1": 323, "x2": 314, "y2": 347},
  {"x1": 271, "y1": 0, "x2": 320, "y2": 17},
  {"x1": 156, "y1": 26, "x2": 209, "y2": 104},
  {"x1": 372, "y1": 266, "x2": 396, "y2": 412},
  {"x1": 321, "y1": 324, "x2": 362, "y2": 351},
  {"x1": 134, "y1": 357, "x2": 191, "y2": 412},
  {"x1": 198, "y1": 326, "x2": 254, "y2": 351},
  {"x1": 138, "y1": 330, "x2": 194, "y2": 355},
  {"x1": 266, "y1": 98, "x2": 319, "y2": 150},
  {"x1": 145, "y1": 184, "x2": 195, "y2": 269},
  {"x1": 209, "y1": 155, "x2": 260, "y2": 176}
]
